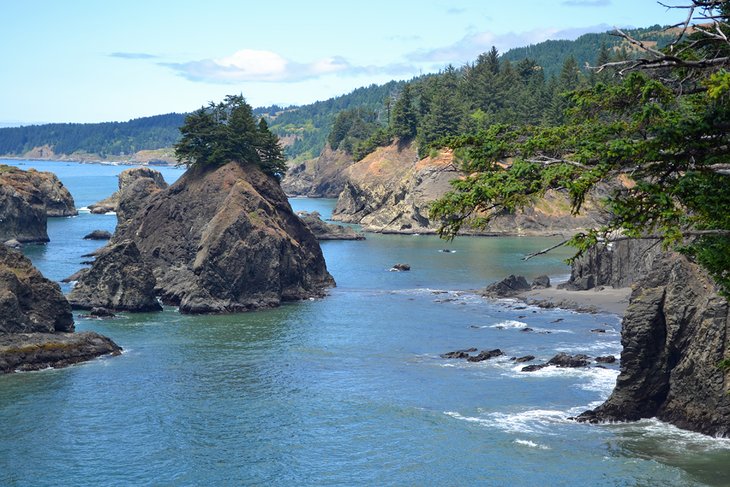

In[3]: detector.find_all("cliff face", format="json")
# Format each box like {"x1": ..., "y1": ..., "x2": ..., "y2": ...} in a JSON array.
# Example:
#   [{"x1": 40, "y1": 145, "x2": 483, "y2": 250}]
[
  {"x1": 330, "y1": 143, "x2": 604, "y2": 235},
  {"x1": 577, "y1": 249, "x2": 730, "y2": 437},
  {"x1": 0, "y1": 245, "x2": 120, "y2": 373},
  {"x1": 282, "y1": 145, "x2": 355, "y2": 198},
  {"x1": 109, "y1": 161, "x2": 334, "y2": 314},
  {"x1": 0, "y1": 165, "x2": 78, "y2": 243}
]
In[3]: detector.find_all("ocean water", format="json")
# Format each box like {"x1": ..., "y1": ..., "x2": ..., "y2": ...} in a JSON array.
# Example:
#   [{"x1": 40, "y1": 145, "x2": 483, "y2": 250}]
[{"x1": 1, "y1": 159, "x2": 729, "y2": 486}]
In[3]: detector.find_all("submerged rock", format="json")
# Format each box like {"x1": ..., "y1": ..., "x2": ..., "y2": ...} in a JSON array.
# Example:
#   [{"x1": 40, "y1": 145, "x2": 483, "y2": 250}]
[
  {"x1": 108, "y1": 161, "x2": 334, "y2": 314},
  {"x1": 440, "y1": 348, "x2": 478, "y2": 359},
  {"x1": 67, "y1": 240, "x2": 161, "y2": 312},
  {"x1": 391, "y1": 263, "x2": 411, "y2": 272},
  {"x1": 547, "y1": 352, "x2": 590, "y2": 368},
  {"x1": 467, "y1": 349, "x2": 504, "y2": 362}
]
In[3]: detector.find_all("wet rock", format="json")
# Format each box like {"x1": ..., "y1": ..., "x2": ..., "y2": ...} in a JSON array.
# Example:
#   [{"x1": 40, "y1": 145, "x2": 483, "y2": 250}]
[
  {"x1": 590, "y1": 328, "x2": 607, "y2": 333},
  {"x1": 391, "y1": 263, "x2": 411, "y2": 272},
  {"x1": 83, "y1": 230, "x2": 112, "y2": 240},
  {"x1": 521, "y1": 363, "x2": 548, "y2": 372},
  {"x1": 531, "y1": 275, "x2": 551, "y2": 289},
  {"x1": 67, "y1": 240, "x2": 162, "y2": 312},
  {"x1": 482, "y1": 275, "x2": 530, "y2": 298},
  {"x1": 440, "y1": 348, "x2": 478, "y2": 359},
  {"x1": 595, "y1": 355, "x2": 616, "y2": 364},
  {"x1": 89, "y1": 307, "x2": 115, "y2": 318},
  {"x1": 547, "y1": 352, "x2": 590, "y2": 368},
  {"x1": 515, "y1": 355, "x2": 536, "y2": 363},
  {"x1": 467, "y1": 349, "x2": 504, "y2": 362},
  {"x1": 520, "y1": 327, "x2": 534, "y2": 333}
]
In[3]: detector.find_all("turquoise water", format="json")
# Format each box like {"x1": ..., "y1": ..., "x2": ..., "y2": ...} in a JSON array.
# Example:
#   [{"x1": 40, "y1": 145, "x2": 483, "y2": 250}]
[{"x1": 1, "y1": 159, "x2": 729, "y2": 486}]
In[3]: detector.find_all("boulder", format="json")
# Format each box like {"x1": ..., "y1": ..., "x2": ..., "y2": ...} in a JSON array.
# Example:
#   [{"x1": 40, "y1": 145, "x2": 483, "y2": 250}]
[
  {"x1": 391, "y1": 263, "x2": 411, "y2": 272},
  {"x1": 0, "y1": 245, "x2": 74, "y2": 333},
  {"x1": 108, "y1": 161, "x2": 334, "y2": 314},
  {"x1": 482, "y1": 275, "x2": 530, "y2": 298},
  {"x1": 577, "y1": 251, "x2": 730, "y2": 436},
  {"x1": 467, "y1": 349, "x2": 504, "y2": 362},
  {"x1": 440, "y1": 348, "x2": 478, "y2": 359},
  {"x1": 67, "y1": 240, "x2": 162, "y2": 312},
  {"x1": 531, "y1": 275, "x2": 551, "y2": 289},
  {"x1": 547, "y1": 352, "x2": 590, "y2": 368},
  {"x1": 297, "y1": 211, "x2": 365, "y2": 240},
  {"x1": 514, "y1": 355, "x2": 536, "y2": 363},
  {"x1": 595, "y1": 355, "x2": 616, "y2": 364},
  {"x1": 83, "y1": 230, "x2": 112, "y2": 240}
]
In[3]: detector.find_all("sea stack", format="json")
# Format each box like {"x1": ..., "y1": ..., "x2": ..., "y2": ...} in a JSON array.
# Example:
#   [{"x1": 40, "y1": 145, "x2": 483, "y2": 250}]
[{"x1": 93, "y1": 161, "x2": 334, "y2": 314}]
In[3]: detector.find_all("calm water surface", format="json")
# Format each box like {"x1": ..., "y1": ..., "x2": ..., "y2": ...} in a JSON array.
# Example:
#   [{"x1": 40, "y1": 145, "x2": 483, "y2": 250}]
[{"x1": 1, "y1": 159, "x2": 729, "y2": 486}]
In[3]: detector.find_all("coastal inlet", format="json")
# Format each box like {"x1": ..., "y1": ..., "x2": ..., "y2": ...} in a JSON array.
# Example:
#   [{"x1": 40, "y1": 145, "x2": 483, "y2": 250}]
[{"x1": 1, "y1": 159, "x2": 728, "y2": 486}]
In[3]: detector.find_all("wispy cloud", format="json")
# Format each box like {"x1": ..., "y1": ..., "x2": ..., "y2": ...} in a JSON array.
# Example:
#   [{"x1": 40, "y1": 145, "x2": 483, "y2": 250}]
[
  {"x1": 562, "y1": 0, "x2": 611, "y2": 6},
  {"x1": 407, "y1": 24, "x2": 613, "y2": 63},
  {"x1": 109, "y1": 52, "x2": 158, "y2": 59},
  {"x1": 162, "y1": 49, "x2": 417, "y2": 83},
  {"x1": 446, "y1": 7, "x2": 466, "y2": 14}
]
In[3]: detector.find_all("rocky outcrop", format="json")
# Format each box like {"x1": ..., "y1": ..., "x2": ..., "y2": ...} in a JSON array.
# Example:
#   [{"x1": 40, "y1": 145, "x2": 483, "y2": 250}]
[
  {"x1": 560, "y1": 238, "x2": 662, "y2": 291},
  {"x1": 482, "y1": 275, "x2": 531, "y2": 298},
  {"x1": 0, "y1": 332, "x2": 121, "y2": 373},
  {"x1": 0, "y1": 165, "x2": 77, "y2": 217},
  {"x1": 282, "y1": 145, "x2": 354, "y2": 197},
  {"x1": 0, "y1": 245, "x2": 120, "y2": 373},
  {"x1": 107, "y1": 161, "x2": 334, "y2": 314},
  {"x1": 0, "y1": 165, "x2": 78, "y2": 243},
  {"x1": 330, "y1": 142, "x2": 606, "y2": 235},
  {"x1": 577, "y1": 251, "x2": 730, "y2": 437},
  {"x1": 83, "y1": 230, "x2": 112, "y2": 240},
  {"x1": 89, "y1": 167, "x2": 168, "y2": 214},
  {"x1": 297, "y1": 211, "x2": 365, "y2": 240},
  {"x1": 67, "y1": 240, "x2": 162, "y2": 312},
  {"x1": 0, "y1": 245, "x2": 74, "y2": 333}
]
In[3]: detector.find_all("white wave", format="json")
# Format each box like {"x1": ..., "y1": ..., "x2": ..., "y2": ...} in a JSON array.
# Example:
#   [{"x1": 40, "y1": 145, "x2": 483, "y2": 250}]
[
  {"x1": 104, "y1": 211, "x2": 117, "y2": 216},
  {"x1": 514, "y1": 439, "x2": 551, "y2": 450},
  {"x1": 445, "y1": 408, "x2": 570, "y2": 435},
  {"x1": 559, "y1": 342, "x2": 621, "y2": 355},
  {"x1": 489, "y1": 320, "x2": 529, "y2": 329},
  {"x1": 78, "y1": 206, "x2": 90, "y2": 213},
  {"x1": 487, "y1": 319, "x2": 574, "y2": 334},
  {"x1": 509, "y1": 363, "x2": 619, "y2": 397}
]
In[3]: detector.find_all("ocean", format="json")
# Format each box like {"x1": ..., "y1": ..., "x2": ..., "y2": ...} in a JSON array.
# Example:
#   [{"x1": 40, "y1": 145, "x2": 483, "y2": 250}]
[{"x1": 0, "y1": 159, "x2": 728, "y2": 486}]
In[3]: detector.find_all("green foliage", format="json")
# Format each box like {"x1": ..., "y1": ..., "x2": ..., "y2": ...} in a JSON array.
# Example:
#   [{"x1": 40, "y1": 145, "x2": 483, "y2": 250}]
[
  {"x1": 174, "y1": 95, "x2": 286, "y2": 178},
  {"x1": 328, "y1": 107, "x2": 381, "y2": 153},
  {"x1": 390, "y1": 84, "x2": 418, "y2": 140},
  {"x1": 431, "y1": 55, "x2": 730, "y2": 294}
]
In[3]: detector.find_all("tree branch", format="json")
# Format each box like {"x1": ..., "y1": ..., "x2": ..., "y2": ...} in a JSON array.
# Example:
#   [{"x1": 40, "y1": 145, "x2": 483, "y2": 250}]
[{"x1": 522, "y1": 239, "x2": 571, "y2": 261}]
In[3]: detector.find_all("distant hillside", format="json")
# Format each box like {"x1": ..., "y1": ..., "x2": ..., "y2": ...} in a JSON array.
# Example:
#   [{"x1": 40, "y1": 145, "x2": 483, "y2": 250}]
[
  {"x1": 502, "y1": 25, "x2": 675, "y2": 77},
  {"x1": 0, "y1": 113, "x2": 185, "y2": 159}
]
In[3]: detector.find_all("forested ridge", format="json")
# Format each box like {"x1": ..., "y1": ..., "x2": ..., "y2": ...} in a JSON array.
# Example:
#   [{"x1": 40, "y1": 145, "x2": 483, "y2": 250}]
[{"x1": 0, "y1": 26, "x2": 673, "y2": 161}]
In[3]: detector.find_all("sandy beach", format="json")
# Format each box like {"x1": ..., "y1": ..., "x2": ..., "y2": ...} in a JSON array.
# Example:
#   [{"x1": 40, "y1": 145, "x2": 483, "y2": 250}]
[{"x1": 518, "y1": 286, "x2": 632, "y2": 316}]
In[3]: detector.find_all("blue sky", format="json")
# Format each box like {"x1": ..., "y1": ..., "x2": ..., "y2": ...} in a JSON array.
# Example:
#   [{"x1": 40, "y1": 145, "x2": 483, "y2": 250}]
[{"x1": 1, "y1": 0, "x2": 681, "y2": 124}]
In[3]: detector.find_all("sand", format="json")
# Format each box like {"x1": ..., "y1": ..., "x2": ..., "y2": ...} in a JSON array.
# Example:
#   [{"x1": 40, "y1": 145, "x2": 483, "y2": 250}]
[{"x1": 518, "y1": 286, "x2": 632, "y2": 316}]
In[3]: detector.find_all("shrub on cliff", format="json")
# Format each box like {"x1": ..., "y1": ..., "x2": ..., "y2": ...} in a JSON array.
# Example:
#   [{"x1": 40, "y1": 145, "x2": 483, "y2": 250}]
[{"x1": 174, "y1": 95, "x2": 286, "y2": 178}]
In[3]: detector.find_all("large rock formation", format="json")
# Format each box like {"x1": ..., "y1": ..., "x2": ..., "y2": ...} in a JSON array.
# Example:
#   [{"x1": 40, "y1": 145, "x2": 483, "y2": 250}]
[
  {"x1": 89, "y1": 166, "x2": 168, "y2": 214},
  {"x1": 330, "y1": 143, "x2": 605, "y2": 235},
  {"x1": 560, "y1": 238, "x2": 663, "y2": 291},
  {"x1": 103, "y1": 161, "x2": 334, "y2": 314},
  {"x1": 0, "y1": 165, "x2": 77, "y2": 217},
  {"x1": 67, "y1": 240, "x2": 162, "y2": 312},
  {"x1": 282, "y1": 145, "x2": 354, "y2": 198},
  {"x1": 0, "y1": 165, "x2": 78, "y2": 243},
  {"x1": 577, "y1": 250, "x2": 730, "y2": 437},
  {"x1": 0, "y1": 245, "x2": 120, "y2": 373}
]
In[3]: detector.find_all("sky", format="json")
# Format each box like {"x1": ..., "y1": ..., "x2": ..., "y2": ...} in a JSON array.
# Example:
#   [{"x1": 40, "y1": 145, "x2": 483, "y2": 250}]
[{"x1": 0, "y1": 0, "x2": 686, "y2": 125}]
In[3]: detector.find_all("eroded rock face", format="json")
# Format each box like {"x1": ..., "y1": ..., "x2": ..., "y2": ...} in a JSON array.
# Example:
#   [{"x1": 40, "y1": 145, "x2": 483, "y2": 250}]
[
  {"x1": 0, "y1": 166, "x2": 77, "y2": 217},
  {"x1": 111, "y1": 162, "x2": 334, "y2": 314},
  {"x1": 67, "y1": 240, "x2": 162, "y2": 312},
  {"x1": 0, "y1": 245, "x2": 74, "y2": 333},
  {"x1": 482, "y1": 275, "x2": 530, "y2": 298},
  {"x1": 282, "y1": 145, "x2": 355, "y2": 198},
  {"x1": 89, "y1": 167, "x2": 168, "y2": 215},
  {"x1": 577, "y1": 252, "x2": 730, "y2": 437},
  {"x1": 330, "y1": 142, "x2": 606, "y2": 236},
  {"x1": 0, "y1": 184, "x2": 48, "y2": 243}
]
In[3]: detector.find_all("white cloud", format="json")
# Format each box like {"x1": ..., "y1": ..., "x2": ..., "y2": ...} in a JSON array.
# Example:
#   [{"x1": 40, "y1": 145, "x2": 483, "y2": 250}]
[{"x1": 161, "y1": 49, "x2": 418, "y2": 84}]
